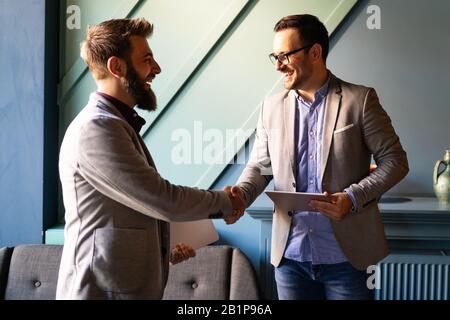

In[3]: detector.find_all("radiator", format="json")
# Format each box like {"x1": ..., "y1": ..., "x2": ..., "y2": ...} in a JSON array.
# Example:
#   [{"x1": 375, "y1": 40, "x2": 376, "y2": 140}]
[{"x1": 375, "y1": 254, "x2": 450, "y2": 300}]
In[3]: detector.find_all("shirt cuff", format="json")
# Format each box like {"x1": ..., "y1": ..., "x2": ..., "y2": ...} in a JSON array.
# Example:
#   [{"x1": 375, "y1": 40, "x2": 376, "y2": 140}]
[{"x1": 344, "y1": 189, "x2": 358, "y2": 213}]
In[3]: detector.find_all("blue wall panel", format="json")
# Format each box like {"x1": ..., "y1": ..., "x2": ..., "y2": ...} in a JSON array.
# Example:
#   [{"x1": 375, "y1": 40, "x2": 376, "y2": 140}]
[{"x1": 0, "y1": 0, "x2": 46, "y2": 246}]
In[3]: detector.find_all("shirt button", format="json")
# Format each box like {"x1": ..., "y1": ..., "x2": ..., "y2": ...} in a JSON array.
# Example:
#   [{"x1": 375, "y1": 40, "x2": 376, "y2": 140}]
[
  {"x1": 310, "y1": 179, "x2": 314, "y2": 184},
  {"x1": 309, "y1": 228, "x2": 313, "y2": 233},
  {"x1": 309, "y1": 154, "x2": 313, "y2": 159},
  {"x1": 191, "y1": 282, "x2": 198, "y2": 289},
  {"x1": 34, "y1": 281, "x2": 41, "y2": 288},
  {"x1": 310, "y1": 131, "x2": 314, "y2": 136}
]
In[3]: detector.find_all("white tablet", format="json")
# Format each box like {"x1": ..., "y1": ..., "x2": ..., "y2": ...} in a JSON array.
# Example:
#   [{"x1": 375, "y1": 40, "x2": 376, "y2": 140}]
[
  {"x1": 265, "y1": 191, "x2": 329, "y2": 212},
  {"x1": 170, "y1": 220, "x2": 219, "y2": 250}
]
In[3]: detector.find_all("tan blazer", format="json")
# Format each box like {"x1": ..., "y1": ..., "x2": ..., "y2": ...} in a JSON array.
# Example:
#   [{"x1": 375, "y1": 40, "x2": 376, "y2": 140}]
[
  {"x1": 237, "y1": 73, "x2": 409, "y2": 270},
  {"x1": 56, "y1": 93, "x2": 233, "y2": 299}
]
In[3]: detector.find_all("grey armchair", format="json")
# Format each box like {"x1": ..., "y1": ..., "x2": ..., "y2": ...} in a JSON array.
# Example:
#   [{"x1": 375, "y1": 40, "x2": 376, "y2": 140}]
[
  {"x1": 0, "y1": 244, "x2": 260, "y2": 300},
  {"x1": 163, "y1": 245, "x2": 260, "y2": 300}
]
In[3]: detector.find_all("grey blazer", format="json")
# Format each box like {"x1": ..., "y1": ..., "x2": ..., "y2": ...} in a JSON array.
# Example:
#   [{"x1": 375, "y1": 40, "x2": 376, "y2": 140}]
[
  {"x1": 56, "y1": 93, "x2": 233, "y2": 299},
  {"x1": 237, "y1": 73, "x2": 409, "y2": 270}
]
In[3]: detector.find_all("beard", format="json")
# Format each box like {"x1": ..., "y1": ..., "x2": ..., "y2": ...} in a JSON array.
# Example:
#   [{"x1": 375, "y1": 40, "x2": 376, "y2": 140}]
[{"x1": 121, "y1": 61, "x2": 157, "y2": 112}]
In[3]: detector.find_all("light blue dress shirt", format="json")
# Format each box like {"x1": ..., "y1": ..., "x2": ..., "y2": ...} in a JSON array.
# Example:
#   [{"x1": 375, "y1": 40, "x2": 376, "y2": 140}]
[{"x1": 284, "y1": 79, "x2": 349, "y2": 264}]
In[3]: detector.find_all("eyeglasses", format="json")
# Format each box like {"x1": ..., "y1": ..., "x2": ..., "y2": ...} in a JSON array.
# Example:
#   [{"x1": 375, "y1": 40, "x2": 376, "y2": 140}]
[{"x1": 269, "y1": 44, "x2": 313, "y2": 65}]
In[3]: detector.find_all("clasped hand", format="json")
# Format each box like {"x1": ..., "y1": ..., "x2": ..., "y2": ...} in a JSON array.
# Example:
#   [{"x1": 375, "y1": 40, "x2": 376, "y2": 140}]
[{"x1": 223, "y1": 185, "x2": 246, "y2": 225}]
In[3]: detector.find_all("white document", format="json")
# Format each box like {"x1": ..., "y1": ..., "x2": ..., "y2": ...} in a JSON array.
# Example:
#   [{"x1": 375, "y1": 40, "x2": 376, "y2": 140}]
[
  {"x1": 265, "y1": 191, "x2": 329, "y2": 212},
  {"x1": 170, "y1": 219, "x2": 219, "y2": 250}
]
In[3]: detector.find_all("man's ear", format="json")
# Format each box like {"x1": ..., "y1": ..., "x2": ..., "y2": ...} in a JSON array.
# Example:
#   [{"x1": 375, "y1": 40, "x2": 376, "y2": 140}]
[
  {"x1": 310, "y1": 43, "x2": 323, "y2": 62},
  {"x1": 106, "y1": 56, "x2": 127, "y2": 78}
]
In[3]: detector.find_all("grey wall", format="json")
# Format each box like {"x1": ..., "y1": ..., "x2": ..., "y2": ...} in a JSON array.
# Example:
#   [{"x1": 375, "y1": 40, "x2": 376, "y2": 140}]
[
  {"x1": 328, "y1": 0, "x2": 450, "y2": 196},
  {"x1": 0, "y1": 0, "x2": 58, "y2": 246}
]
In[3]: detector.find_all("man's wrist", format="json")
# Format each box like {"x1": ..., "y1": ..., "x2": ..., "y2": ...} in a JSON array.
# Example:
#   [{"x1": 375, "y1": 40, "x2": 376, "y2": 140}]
[{"x1": 344, "y1": 189, "x2": 358, "y2": 213}]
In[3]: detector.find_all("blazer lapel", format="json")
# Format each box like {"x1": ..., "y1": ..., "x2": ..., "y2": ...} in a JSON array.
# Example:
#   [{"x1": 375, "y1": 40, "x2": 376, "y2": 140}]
[
  {"x1": 283, "y1": 91, "x2": 297, "y2": 176},
  {"x1": 320, "y1": 75, "x2": 342, "y2": 183},
  {"x1": 93, "y1": 93, "x2": 158, "y2": 169}
]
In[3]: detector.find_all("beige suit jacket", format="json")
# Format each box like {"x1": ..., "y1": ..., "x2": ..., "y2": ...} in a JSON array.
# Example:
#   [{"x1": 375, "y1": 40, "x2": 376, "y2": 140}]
[
  {"x1": 56, "y1": 93, "x2": 233, "y2": 299},
  {"x1": 237, "y1": 73, "x2": 409, "y2": 270}
]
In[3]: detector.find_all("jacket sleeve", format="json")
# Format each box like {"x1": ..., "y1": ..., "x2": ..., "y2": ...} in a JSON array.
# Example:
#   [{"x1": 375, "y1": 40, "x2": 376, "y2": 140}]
[
  {"x1": 347, "y1": 88, "x2": 409, "y2": 211},
  {"x1": 77, "y1": 117, "x2": 232, "y2": 222},
  {"x1": 237, "y1": 101, "x2": 273, "y2": 206}
]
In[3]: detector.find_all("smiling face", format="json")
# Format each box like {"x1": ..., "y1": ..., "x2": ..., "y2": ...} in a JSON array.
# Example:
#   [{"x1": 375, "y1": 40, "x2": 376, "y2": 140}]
[
  {"x1": 122, "y1": 35, "x2": 161, "y2": 111},
  {"x1": 272, "y1": 28, "x2": 314, "y2": 91}
]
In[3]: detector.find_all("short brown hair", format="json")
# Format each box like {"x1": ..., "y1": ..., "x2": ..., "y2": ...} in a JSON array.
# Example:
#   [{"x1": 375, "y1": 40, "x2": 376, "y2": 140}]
[
  {"x1": 274, "y1": 14, "x2": 329, "y2": 61},
  {"x1": 80, "y1": 18, "x2": 153, "y2": 79}
]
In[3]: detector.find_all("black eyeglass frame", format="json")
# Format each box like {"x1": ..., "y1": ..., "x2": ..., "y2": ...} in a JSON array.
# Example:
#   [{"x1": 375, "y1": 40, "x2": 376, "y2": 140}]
[{"x1": 269, "y1": 44, "x2": 313, "y2": 65}]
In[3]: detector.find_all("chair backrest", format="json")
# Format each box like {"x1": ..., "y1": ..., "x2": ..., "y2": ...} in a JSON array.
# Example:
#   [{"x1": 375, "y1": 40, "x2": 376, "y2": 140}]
[
  {"x1": 0, "y1": 244, "x2": 260, "y2": 300},
  {"x1": 163, "y1": 245, "x2": 260, "y2": 300},
  {"x1": 3, "y1": 245, "x2": 62, "y2": 300},
  {"x1": 0, "y1": 247, "x2": 13, "y2": 299}
]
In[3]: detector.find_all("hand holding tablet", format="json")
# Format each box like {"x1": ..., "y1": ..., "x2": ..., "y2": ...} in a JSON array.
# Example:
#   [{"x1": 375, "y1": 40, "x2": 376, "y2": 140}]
[{"x1": 265, "y1": 191, "x2": 332, "y2": 212}]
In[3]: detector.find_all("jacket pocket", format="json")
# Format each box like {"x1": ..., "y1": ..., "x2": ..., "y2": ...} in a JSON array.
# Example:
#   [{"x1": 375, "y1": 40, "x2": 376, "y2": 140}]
[
  {"x1": 92, "y1": 227, "x2": 150, "y2": 293},
  {"x1": 333, "y1": 123, "x2": 355, "y2": 134}
]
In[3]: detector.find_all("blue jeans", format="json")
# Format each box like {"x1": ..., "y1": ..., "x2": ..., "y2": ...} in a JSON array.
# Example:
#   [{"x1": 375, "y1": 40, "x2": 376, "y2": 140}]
[{"x1": 275, "y1": 258, "x2": 374, "y2": 300}]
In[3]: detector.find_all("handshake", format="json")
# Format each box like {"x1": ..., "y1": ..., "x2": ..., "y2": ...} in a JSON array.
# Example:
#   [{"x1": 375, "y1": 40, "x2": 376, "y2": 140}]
[{"x1": 223, "y1": 185, "x2": 246, "y2": 225}]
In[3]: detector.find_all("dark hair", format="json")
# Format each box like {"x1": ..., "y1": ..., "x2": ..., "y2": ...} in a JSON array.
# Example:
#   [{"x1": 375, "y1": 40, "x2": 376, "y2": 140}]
[
  {"x1": 80, "y1": 18, "x2": 153, "y2": 79},
  {"x1": 274, "y1": 14, "x2": 329, "y2": 61}
]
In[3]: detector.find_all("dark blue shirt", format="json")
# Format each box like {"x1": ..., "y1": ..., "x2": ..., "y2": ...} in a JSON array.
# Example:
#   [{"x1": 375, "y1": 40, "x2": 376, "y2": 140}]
[{"x1": 96, "y1": 92, "x2": 146, "y2": 135}]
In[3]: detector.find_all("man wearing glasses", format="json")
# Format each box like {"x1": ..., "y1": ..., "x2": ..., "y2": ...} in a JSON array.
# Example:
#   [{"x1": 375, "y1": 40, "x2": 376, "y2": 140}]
[{"x1": 226, "y1": 14, "x2": 408, "y2": 299}]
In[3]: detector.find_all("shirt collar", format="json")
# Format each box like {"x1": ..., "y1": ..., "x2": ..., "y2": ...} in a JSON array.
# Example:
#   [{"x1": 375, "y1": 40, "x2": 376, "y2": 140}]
[
  {"x1": 96, "y1": 92, "x2": 146, "y2": 134},
  {"x1": 295, "y1": 76, "x2": 330, "y2": 106}
]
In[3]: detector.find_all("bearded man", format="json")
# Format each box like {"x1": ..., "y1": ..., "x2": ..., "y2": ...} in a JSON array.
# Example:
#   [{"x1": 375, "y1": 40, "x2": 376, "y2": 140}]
[{"x1": 56, "y1": 18, "x2": 245, "y2": 300}]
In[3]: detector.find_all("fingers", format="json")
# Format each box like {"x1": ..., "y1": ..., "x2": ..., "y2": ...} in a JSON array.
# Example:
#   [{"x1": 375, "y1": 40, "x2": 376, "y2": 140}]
[
  {"x1": 224, "y1": 216, "x2": 239, "y2": 225},
  {"x1": 224, "y1": 208, "x2": 244, "y2": 225},
  {"x1": 181, "y1": 244, "x2": 195, "y2": 258},
  {"x1": 231, "y1": 195, "x2": 245, "y2": 211},
  {"x1": 309, "y1": 200, "x2": 339, "y2": 220},
  {"x1": 224, "y1": 185, "x2": 243, "y2": 199},
  {"x1": 309, "y1": 199, "x2": 335, "y2": 212},
  {"x1": 227, "y1": 206, "x2": 244, "y2": 222},
  {"x1": 309, "y1": 190, "x2": 336, "y2": 212},
  {"x1": 309, "y1": 192, "x2": 352, "y2": 221},
  {"x1": 177, "y1": 243, "x2": 195, "y2": 258},
  {"x1": 323, "y1": 191, "x2": 337, "y2": 203},
  {"x1": 170, "y1": 243, "x2": 196, "y2": 265},
  {"x1": 223, "y1": 185, "x2": 246, "y2": 224},
  {"x1": 231, "y1": 185, "x2": 244, "y2": 198}
]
